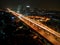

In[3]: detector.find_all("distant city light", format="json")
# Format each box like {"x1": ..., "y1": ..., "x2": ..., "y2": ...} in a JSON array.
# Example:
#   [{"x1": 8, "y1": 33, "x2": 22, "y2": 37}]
[
  {"x1": 26, "y1": 6, "x2": 30, "y2": 8},
  {"x1": 17, "y1": 11, "x2": 20, "y2": 13}
]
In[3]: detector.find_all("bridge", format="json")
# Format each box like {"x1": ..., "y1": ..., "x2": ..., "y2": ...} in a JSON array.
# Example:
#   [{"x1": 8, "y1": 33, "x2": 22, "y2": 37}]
[{"x1": 7, "y1": 8, "x2": 60, "y2": 45}]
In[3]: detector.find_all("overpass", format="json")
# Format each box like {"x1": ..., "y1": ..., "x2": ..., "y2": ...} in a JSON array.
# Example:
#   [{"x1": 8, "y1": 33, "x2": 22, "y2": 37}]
[{"x1": 7, "y1": 8, "x2": 60, "y2": 45}]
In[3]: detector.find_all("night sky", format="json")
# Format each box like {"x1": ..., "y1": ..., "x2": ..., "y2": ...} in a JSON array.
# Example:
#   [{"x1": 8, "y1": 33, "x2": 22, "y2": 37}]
[{"x1": 0, "y1": 0, "x2": 60, "y2": 11}]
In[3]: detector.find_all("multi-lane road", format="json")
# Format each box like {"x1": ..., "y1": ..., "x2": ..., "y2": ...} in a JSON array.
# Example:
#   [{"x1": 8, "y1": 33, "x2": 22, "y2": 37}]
[{"x1": 7, "y1": 8, "x2": 60, "y2": 45}]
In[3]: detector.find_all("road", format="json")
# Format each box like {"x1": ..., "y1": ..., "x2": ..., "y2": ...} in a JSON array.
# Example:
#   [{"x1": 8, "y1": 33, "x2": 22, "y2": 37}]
[{"x1": 7, "y1": 8, "x2": 60, "y2": 45}]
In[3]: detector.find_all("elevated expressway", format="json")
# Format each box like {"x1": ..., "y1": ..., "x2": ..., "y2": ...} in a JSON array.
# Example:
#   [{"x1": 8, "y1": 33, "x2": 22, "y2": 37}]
[{"x1": 7, "y1": 9, "x2": 60, "y2": 45}]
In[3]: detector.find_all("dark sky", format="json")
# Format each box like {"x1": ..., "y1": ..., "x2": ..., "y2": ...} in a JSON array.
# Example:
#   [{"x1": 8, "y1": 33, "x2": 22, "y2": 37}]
[{"x1": 0, "y1": 0, "x2": 60, "y2": 11}]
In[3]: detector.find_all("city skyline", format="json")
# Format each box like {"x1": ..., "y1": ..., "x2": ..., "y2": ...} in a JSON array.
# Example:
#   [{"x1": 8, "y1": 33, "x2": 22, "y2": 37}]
[{"x1": 0, "y1": 0, "x2": 60, "y2": 11}]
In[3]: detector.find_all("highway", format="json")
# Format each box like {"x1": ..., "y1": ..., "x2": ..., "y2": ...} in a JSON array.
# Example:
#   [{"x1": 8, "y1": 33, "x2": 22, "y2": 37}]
[{"x1": 7, "y1": 8, "x2": 60, "y2": 45}]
